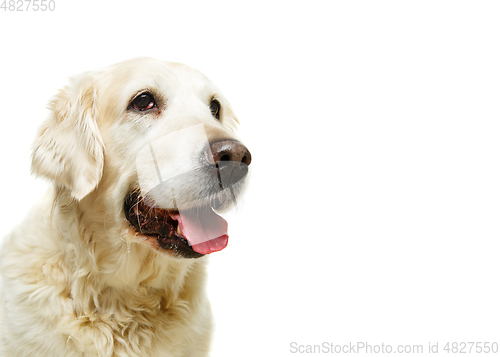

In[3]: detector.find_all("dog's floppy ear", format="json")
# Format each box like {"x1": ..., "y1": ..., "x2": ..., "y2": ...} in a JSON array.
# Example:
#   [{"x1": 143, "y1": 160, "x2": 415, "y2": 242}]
[{"x1": 31, "y1": 73, "x2": 104, "y2": 200}]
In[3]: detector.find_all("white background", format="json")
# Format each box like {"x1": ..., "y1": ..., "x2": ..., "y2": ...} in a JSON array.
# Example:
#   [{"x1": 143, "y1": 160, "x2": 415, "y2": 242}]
[{"x1": 1, "y1": 1, "x2": 500, "y2": 356}]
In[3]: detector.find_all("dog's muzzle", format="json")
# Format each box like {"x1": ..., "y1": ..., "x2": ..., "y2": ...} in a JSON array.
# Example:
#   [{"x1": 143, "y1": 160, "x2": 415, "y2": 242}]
[{"x1": 124, "y1": 139, "x2": 252, "y2": 258}]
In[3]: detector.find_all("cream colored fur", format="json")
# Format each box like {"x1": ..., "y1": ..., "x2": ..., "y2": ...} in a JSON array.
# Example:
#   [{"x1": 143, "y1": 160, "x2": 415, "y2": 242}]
[{"x1": 0, "y1": 58, "x2": 244, "y2": 356}]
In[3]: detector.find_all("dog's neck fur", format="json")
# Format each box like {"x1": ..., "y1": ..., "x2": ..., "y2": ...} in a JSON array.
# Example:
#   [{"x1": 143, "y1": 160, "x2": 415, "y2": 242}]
[
  {"x1": 49, "y1": 185, "x2": 207, "y2": 319},
  {"x1": 1, "y1": 185, "x2": 211, "y2": 356}
]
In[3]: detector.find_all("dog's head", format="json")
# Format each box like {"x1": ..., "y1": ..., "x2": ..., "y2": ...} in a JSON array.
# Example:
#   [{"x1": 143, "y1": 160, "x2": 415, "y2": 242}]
[{"x1": 31, "y1": 58, "x2": 251, "y2": 259}]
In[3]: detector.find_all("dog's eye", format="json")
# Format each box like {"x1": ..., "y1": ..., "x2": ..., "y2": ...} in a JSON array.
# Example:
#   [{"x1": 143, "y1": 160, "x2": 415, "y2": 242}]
[
  {"x1": 132, "y1": 93, "x2": 156, "y2": 111},
  {"x1": 209, "y1": 99, "x2": 221, "y2": 120}
]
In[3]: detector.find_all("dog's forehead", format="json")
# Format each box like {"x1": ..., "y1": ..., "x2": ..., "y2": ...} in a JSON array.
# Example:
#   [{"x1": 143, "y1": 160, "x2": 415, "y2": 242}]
[
  {"x1": 102, "y1": 58, "x2": 215, "y2": 97},
  {"x1": 95, "y1": 58, "x2": 221, "y2": 120}
]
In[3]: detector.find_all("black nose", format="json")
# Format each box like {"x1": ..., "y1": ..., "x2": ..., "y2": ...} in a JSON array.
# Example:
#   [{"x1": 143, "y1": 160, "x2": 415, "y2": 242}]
[{"x1": 204, "y1": 140, "x2": 252, "y2": 186}]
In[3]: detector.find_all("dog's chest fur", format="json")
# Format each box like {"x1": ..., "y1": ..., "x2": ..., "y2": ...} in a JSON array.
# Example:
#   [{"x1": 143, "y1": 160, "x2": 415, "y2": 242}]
[{"x1": 0, "y1": 193, "x2": 212, "y2": 357}]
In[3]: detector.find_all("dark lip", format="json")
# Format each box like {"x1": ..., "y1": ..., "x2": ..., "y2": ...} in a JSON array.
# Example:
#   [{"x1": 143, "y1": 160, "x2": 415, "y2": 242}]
[{"x1": 124, "y1": 191, "x2": 204, "y2": 259}]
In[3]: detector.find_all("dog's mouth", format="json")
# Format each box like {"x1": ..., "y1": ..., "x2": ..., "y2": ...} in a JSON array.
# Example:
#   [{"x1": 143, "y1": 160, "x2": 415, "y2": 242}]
[{"x1": 124, "y1": 191, "x2": 229, "y2": 258}]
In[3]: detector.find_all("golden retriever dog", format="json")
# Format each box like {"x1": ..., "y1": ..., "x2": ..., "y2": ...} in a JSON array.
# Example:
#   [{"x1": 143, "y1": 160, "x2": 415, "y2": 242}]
[{"x1": 0, "y1": 58, "x2": 251, "y2": 357}]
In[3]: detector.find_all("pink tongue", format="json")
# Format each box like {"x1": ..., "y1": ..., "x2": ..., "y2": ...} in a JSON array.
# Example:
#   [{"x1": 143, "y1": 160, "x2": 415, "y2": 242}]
[{"x1": 170, "y1": 207, "x2": 228, "y2": 255}]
